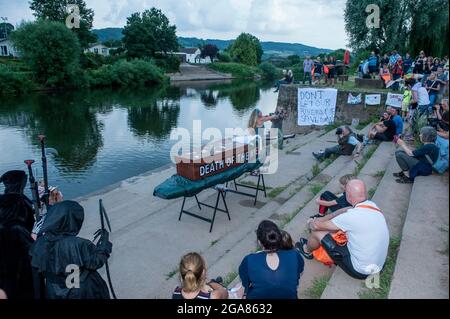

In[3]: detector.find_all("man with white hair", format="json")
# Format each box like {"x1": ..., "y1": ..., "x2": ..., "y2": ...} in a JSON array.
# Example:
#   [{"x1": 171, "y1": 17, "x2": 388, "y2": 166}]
[{"x1": 296, "y1": 179, "x2": 390, "y2": 279}]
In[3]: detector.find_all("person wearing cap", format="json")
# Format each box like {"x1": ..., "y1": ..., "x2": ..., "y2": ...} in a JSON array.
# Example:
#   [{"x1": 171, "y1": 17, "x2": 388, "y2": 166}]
[
  {"x1": 0, "y1": 170, "x2": 35, "y2": 299},
  {"x1": 312, "y1": 126, "x2": 363, "y2": 161}
]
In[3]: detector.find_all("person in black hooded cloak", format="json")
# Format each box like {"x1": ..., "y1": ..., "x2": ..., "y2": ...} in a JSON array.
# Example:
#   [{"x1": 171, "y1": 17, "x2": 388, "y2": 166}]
[
  {"x1": 30, "y1": 200, "x2": 112, "y2": 299},
  {"x1": 0, "y1": 170, "x2": 35, "y2": 299}
]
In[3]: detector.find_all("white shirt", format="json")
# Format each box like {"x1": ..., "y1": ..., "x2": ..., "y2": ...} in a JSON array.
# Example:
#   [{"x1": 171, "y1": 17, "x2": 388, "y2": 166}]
[
  {"x1": 331, "y1": 200, "x2": 389, "y2": 275},
  {"x1": 412, "y1": 82, "x2": 430, "y2": 106}
]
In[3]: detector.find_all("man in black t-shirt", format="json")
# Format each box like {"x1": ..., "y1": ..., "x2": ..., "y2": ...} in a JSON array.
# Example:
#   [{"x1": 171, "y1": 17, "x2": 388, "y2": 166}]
[{"x1": 373, "y1": 119, "x2": 396, "y2": 142}]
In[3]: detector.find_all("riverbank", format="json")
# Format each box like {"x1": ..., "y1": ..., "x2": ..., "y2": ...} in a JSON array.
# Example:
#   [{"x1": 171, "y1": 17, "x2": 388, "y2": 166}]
[{"x1": 169, "y1": 63, "x2": 234, "y2": 82}]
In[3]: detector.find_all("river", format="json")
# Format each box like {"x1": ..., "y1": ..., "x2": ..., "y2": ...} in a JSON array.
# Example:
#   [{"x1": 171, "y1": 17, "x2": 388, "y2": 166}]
[{"x1": 0, "y1": 80, "x2": 279, "y2": 199}]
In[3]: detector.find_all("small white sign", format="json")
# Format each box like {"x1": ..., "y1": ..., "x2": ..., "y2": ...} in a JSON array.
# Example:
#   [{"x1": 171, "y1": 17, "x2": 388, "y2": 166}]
[
  {"x1": 386, "y1": 93, "x2": 404, "y2": 108},
  {"x1": 298, "y1": 88, "x2": 337, "y2": 126},
  {"x1": 365, "y1": 94, "x2": 381, "y2": 105}
]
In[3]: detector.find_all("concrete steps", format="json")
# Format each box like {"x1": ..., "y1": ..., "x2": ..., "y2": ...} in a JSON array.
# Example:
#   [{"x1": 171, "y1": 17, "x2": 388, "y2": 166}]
[
  {"x1": 322, "y1": 146, "x2": 413, "y2": 299},
  {"x1": 170, "y1": 127, "x2": 375, "y2": 298},
  {"x1": 388, "y1": 174, "x2": 449, "y2": 299},
  {"x1": 75, "y1": 127, "x2": 353, "y2": 298}
]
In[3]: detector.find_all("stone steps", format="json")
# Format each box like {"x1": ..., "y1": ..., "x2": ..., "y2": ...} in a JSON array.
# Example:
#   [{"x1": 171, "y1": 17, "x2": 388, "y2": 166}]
[
  {"x1": 388, "y1": 174, "x2": 449, "y2": 299},
  {"x1": 78, "y1": 127, "x2": 353, "y2": 298},
  {"x1": 157, "y1": 125, "x2": 373, "y2": 297},
  {"x1": 321, "y1": 146, "x2": 413, "y2": 299}
]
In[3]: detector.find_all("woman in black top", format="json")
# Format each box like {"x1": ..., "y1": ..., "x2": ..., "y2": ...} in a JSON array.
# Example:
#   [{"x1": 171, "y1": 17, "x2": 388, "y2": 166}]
[{"x1": 172, "y1": 252, "x2": 228, "y2": 299}]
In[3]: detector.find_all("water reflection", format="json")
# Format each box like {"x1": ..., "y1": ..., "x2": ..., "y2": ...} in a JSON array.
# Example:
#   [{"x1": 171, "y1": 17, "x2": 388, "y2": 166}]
[{"x1": 0, "y1": 80, "x2": 277, "y2": 199}]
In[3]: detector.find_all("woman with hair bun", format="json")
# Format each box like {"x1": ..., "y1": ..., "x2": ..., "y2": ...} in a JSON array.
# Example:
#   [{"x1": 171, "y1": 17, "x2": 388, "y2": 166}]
[
  {"x1": 238, "y1": 220, "x2": 304, "y2": 299},
  {"x1": 172, "y1": 252, "x2": 228, "y2": 299}
]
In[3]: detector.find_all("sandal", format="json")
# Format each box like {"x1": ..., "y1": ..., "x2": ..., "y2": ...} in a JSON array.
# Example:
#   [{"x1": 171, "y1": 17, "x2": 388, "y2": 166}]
[{"x1": 295, "y1": 238, "x2": 314, "y2": 260}]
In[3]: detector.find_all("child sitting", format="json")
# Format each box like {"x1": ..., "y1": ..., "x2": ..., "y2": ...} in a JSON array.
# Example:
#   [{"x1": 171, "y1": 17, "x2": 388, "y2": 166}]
[{"x1": 311, "y1": 174, "x2": 355, "y2": 218}]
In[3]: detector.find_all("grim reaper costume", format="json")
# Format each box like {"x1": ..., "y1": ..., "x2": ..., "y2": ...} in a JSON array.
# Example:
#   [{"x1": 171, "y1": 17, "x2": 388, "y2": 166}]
[
  {"x1": 0, "y1": 170, "x2": 35, "y2": 299},
  {"x1": 30, "y1": 201, "x2": 112, "y2": 299}
]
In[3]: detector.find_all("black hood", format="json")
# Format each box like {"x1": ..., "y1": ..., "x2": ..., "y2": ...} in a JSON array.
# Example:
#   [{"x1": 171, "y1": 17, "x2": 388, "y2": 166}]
[
  {"x1": 40, "y1": 201, "x2": 84, "y2": 237},
  {"x1": 0, "y1": 170, "x2": 27, "y2": 194},
  {"x1": 0, "y1": 194, "x2": 34, "y2": 229}
]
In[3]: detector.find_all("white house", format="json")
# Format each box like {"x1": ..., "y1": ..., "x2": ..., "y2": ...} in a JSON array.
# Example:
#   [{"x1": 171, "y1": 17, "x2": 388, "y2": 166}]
[
  {"x1": 0, "y1": 38, "x2": 19, "y2": 57},
  {"x1": 85, "y1": 44, "x2": 116, "y2": 57},
  {"x1": 174, "y1": 47, "x2": 212, "y2": 64},
  {"x1": 178, "y1": 48, "x2": 200, "y2": 63}
]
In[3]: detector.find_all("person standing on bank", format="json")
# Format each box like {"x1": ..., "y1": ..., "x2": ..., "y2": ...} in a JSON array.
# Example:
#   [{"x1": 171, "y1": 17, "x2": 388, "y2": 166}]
[{"x1": 303, "y1": 55, "x2": 314, "y2": 85}]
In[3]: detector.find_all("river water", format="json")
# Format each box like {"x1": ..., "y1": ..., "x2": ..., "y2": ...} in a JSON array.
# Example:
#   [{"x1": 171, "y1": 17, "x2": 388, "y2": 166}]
[{"x1": 0, "y1": 80, "x2": 278, "y2": 199}]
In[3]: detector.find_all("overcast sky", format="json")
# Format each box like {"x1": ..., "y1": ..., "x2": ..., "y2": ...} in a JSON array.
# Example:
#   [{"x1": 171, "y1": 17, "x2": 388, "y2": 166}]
[{"x1": 0, "y1": 0, "x2": 348, "y2": 49}]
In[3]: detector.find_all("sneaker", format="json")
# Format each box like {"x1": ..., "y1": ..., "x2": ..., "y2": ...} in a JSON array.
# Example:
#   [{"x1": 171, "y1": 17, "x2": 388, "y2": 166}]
[
  {"x1": 396, "y1": 176, "x2": 413, "y2": 184},
  {"x1": 309, "y1": 213, "x2": 325, "y2": 219},
  {"x1": 312, "y1": 152, "x2": 322, "y2": 161},
  {"x1": 295, "y1": 238, "x2": 314, "y2": 260},
  {"x1": 393, "y1": 171, "x2": 405, "y2": 178}
]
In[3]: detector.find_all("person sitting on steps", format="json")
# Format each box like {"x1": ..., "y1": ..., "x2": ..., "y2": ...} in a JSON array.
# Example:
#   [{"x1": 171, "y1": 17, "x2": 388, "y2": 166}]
[
  {"x1": 172, "y1": 252, "x2": 230, "y2": 299},
  {"x1": 313, "y1": 126, "x2": 363, "y2": 161},
  {"x1": 238, "y1": 220, "x2": 304, "y2": 299},
  {"x1": 394, "y1": 126, "x2": 439, "y2": 184},
  {"x1": 296, "y1": 179, "x2": 389, "y2": 280},
  {"x1": 367, "y1": 111, "x2": 396, "y2": 142},
  {"x1": 310, "y1": 174, "x2": 356, "y2": 219}
]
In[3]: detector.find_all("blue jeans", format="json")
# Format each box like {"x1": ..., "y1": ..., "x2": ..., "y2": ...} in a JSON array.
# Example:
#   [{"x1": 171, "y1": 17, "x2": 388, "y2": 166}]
[
  {"x1": 392, "y1": 74, "x2": 401, "y2": 91},
  {"x1": 418, "y1": 104, "x2": 431, "y2": 116},
  {"x1": 303, "y1": 72, "x2": 312, "y2": 85},
  {"x1": 275, "y1": 80, "x2": 288, "y2": 91},
  {"x1": 429, "y1": 94, "x2": 437, "y2": 107}
]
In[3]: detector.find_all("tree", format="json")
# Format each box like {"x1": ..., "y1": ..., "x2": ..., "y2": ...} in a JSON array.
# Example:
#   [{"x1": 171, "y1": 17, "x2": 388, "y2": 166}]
[
  {"x1": 0, "y1": 23, "x2": 14, "y2": 39},
  {"x1": 229, "y1": 33, "x2": 262, "y2": 66},
  {"x1": 287, "y1": 55, "x2": 301, "y2": 66},
  {"x1": 102, "y1": 39, "x2": 123, "y2": 48},
  {"x1": 201, "y1": 44, "x2": 219, "y2": 62},
  {"x1": 29, "y1": 0, "x2": 96, "y2": 49},
  {"x1": 407, "y1": 0, "x2": 449, "y2": 58},
  {"x1": 11, "y1": 21, "x2": 81, "y2": 87},
  {"x1": 344, "y1": 0, "x2": 449, "y2": 57},
  {"x1": 122, "y1": 8, "x2": 178, "y2": 59}
]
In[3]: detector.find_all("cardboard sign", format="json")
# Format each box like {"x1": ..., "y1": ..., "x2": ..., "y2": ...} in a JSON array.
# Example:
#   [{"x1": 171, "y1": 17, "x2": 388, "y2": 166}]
[
  {"x1": 298, "y1": 88, "x2": 337, "y2": 126},
  {"x1": 365, "y1": 94, "x2": 381, "y2": 105},
  {"x1": 386, "y1": 93, "x2": 404, "y2": 108}
]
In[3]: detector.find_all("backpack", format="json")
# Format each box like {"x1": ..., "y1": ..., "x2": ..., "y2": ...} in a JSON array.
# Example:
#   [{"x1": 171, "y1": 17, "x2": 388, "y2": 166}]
[
  {"x1": 312, "y1": 231, "x2": 348, "y2": 266},
  {"x1": 430, "y1": 136, "x2": 449, "y2": 174}
]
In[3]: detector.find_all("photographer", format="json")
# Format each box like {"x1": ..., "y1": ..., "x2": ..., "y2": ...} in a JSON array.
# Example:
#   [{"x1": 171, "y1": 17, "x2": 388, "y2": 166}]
[
  {"x1": 313, "y1": 126, "x2": 362, "y2": 161},
  {"x1": 430, "y1": 99, "x2": 449, "y2": 140}
]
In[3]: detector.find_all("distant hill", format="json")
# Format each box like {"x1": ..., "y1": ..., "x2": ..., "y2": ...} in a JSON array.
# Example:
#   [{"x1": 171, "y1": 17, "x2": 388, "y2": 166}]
[{"x1": 92, "y1": 28, "x2": 333, "y2": 57}]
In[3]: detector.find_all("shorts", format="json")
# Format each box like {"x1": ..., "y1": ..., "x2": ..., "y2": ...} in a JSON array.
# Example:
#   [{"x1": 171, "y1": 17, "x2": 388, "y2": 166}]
[
  {"x1": 321, "y1": 234, "x2": 368, "y2": 280},
  {"x1": 401, "y1": 103, "x2": 409, "y2": 112},
  {"x1": 314, "y1": 73, "x2": 322, "y2": 78},
  {"x1": 327, "y1": 72, "x2": 335, "y2": 79}
]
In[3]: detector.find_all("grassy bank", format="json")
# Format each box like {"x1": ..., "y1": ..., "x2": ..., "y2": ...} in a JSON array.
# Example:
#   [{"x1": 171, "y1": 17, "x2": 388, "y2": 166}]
[{"x1": 0, "y1": 57, "x2": 168, "y2": 96}]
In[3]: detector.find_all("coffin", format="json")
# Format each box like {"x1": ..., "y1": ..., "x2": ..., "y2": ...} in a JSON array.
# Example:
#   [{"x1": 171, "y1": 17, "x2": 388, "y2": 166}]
[{"x1": 175, "y1": 138, "x2": 258, "y2": 181}]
